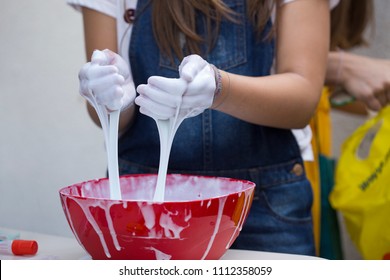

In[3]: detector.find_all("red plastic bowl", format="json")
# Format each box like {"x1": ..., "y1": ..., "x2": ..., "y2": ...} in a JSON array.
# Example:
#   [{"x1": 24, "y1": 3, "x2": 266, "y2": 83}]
[{"x1": 59, "y1": 174, "x2": 255, "y2": 260}]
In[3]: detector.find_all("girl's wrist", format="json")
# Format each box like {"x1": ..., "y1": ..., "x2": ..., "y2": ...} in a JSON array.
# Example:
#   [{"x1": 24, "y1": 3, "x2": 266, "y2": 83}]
[
  {"x1": 210, "y1": 66, "x2": 230, "y2": 110},
  {"x1": 211, "y1": 64, "x2": 222, "y2": 99}
]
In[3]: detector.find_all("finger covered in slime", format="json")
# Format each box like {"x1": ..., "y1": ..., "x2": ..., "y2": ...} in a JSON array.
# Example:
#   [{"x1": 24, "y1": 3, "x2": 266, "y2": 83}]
[{"x1": 84, "y1": 50, "x2": 122, "y2": 200}]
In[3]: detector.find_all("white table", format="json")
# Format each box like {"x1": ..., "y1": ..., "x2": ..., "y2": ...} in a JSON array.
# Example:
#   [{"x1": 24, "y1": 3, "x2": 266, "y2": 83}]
[{"x1": 0, "y1": 227, "x2": 322, "y2": 260}]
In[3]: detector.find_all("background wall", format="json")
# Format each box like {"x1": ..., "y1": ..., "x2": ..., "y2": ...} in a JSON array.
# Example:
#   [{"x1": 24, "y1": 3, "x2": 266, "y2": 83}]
[
  {"x1": 0, "y1": 0, "x2": 106, "y2": 237},
  {"x1": 0, "y1": 0, "x2": 389, "y2": 258}
]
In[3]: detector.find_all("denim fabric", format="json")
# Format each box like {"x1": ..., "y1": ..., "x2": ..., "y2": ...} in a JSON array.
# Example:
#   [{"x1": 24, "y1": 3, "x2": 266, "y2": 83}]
[{"x1": 119, "y1": 0, "x2": 315, "y2": 255}]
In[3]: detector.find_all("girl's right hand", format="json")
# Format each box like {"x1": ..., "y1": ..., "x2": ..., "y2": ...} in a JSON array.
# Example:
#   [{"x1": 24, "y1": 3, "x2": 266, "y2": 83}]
[{"x1": 78, "y1": 49, "x2": 136, "y2": 112}]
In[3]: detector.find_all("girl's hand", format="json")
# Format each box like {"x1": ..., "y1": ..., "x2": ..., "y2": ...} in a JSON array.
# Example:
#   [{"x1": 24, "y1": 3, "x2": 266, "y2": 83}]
[{"x1": 78, "y1": 49, "x2": 135, "y2": 112}]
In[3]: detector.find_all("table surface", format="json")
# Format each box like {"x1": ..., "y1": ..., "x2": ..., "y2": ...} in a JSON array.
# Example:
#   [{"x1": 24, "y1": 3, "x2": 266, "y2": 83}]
[{"x1": 0, "y1": 227, "x2": 322, "y2": 260}]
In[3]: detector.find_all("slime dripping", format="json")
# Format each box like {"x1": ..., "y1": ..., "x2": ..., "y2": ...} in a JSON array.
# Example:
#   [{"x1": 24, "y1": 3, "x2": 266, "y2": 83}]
[
  {"x1": 152, "y1": 77, "x2": 190, "y2": 202},
  {"x1": 84, "y1": 51, "x2": 122, "y2": 200}
]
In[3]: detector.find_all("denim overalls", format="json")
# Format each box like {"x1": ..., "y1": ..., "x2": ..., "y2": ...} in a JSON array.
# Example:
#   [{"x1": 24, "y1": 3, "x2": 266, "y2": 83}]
[{"x1": 119, "y1": 0, "x2": 315, "y2": 256}]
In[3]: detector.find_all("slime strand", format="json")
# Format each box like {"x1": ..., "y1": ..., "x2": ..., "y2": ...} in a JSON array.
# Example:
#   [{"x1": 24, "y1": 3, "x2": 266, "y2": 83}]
[
  {"x1": 107, "y1": 110, "x2": 121, "y2": 200},
  {"x1": 86, "y1": 89, "x2": 122, "y2": 200},
  {"x1": 153, "y1": 105, "x2": 198, "y2": 201},
  {"x1": 152, "y1": 78, "x2": 188, "y2": 202}
]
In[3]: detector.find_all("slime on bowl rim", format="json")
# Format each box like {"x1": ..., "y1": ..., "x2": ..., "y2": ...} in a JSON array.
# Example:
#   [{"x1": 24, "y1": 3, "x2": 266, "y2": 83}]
[{"x1": 59, "y1": 173, "x2": 256, "y2": 203}]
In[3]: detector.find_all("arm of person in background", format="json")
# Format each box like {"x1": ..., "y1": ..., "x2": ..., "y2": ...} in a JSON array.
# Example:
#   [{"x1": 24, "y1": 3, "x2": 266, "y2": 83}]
[
  {"x1": 326, "y1": 50, "x2": 390, "y2": 113},
  {"x1": 209, "y1": 0, "x2": 330, "y2": 129},
  {"x1": 81, "y1": 7, "x2": 136, "y2": 133}
]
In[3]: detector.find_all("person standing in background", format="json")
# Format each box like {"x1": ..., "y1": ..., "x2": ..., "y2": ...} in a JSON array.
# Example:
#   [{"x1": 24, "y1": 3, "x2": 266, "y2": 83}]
[{"x1": 303, "y1": 0, "x2": 390, "y2": 259}]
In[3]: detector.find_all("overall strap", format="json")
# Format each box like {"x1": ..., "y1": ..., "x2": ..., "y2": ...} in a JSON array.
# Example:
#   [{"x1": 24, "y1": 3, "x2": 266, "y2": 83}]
[{"x1": 117, "y1": 0, "x2": 138, "y2": 66}]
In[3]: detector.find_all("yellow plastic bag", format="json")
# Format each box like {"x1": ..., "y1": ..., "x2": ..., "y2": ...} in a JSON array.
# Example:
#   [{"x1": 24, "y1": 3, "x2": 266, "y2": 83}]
[{"x1": 330, "y1": 105, "x2": 390, "y2": 260}]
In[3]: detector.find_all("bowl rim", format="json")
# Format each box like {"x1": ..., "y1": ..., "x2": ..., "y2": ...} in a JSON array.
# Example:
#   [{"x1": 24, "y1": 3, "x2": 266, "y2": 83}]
[{"x1": 59, "y1": 173, "x2": 256, "y2": 203}]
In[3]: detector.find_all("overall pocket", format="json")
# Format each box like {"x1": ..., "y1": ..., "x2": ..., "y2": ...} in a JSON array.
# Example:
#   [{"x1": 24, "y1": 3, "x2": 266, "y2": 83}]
[{"x1": 250, "y1": 160, "x2": 313, "y2": 223}]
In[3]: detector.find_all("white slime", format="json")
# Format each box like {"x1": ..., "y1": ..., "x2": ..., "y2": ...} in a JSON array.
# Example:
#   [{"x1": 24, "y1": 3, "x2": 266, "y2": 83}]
[
  {"x1": 152, "y1": 77, "x2": 190, "y2": 202},
  {"x1": 200, "y1": 196, "x2": 227, "y2": 259},
  {"x1": 153, "y1": 117, "x2": 183, "y2": 202},
  {"x1": 84, "y1": 87, "x2": 121, "y2": 200}
]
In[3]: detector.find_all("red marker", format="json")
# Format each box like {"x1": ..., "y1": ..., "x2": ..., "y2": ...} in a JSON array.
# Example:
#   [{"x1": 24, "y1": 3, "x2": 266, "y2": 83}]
[{"x1": 0, "y1": 239, "x2": 38, "y2": 256}]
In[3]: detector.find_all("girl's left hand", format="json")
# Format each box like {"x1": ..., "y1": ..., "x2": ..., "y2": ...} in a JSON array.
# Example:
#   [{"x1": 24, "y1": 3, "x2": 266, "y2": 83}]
[
  {"x1": 136, "y1": 54, "x2": 217, "y2": 120},
  {"x1": 179, "y1": 54, "x2": 216, "y2": 116},
  {"x1": 135, "y1": 76, "x2": 187, "y2": 120}
]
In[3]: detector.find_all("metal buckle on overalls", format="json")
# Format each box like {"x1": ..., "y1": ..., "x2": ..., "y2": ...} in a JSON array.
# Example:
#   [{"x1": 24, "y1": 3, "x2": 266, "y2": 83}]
[{"x1": 124, "y1": 9, "x2": 135, "y2": 24}]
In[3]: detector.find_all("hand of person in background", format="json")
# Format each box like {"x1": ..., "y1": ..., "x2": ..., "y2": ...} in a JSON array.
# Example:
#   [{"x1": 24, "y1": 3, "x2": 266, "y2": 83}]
[
  {"x1": 336, "y1": 52, "x2": 390, "y2": 111},
  {"x1": 78, "y1": 49, "x2": 136, "y2": 112},
  {"x1": 136, "y1": 54, "x2": 217, "y2": 120}
]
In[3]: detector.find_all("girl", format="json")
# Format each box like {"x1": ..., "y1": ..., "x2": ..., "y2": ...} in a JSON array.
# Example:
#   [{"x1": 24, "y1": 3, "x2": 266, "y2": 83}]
[{"x1": 69, "y1": 0, "x2": 335, "y2": 255}]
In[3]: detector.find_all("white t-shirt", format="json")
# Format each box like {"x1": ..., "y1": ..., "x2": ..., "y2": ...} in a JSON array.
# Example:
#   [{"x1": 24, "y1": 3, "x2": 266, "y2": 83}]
[
  {"x1": 67, "y1": 0, "x2": 135, "y2": 65},
  {"x1": 67, "y1": 0, "x2": 340, "y2": 161},
  {"x1": 67, "y1": 0, "x2": 339, "y2": 61}
]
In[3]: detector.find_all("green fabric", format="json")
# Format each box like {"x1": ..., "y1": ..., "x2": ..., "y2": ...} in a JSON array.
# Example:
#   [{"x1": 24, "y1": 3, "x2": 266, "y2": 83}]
[{"x1": 319, "y1": 154, "x2": 343, "y2": 259}]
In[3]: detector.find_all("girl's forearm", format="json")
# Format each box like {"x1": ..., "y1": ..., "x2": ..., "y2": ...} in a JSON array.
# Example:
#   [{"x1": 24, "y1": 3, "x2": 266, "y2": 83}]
[{"x1": 214, "y1": 71, "x2": 322, "y2": 129}]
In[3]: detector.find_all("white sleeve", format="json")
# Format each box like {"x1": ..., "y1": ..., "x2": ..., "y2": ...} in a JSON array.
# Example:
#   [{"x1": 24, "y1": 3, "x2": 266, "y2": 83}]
[
  {"x1": 66, "y1": 0, "x2": 117, "y2": 18},
  {"x1": 292, "y1": 127, "x2": 314, "y2": 161}
]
